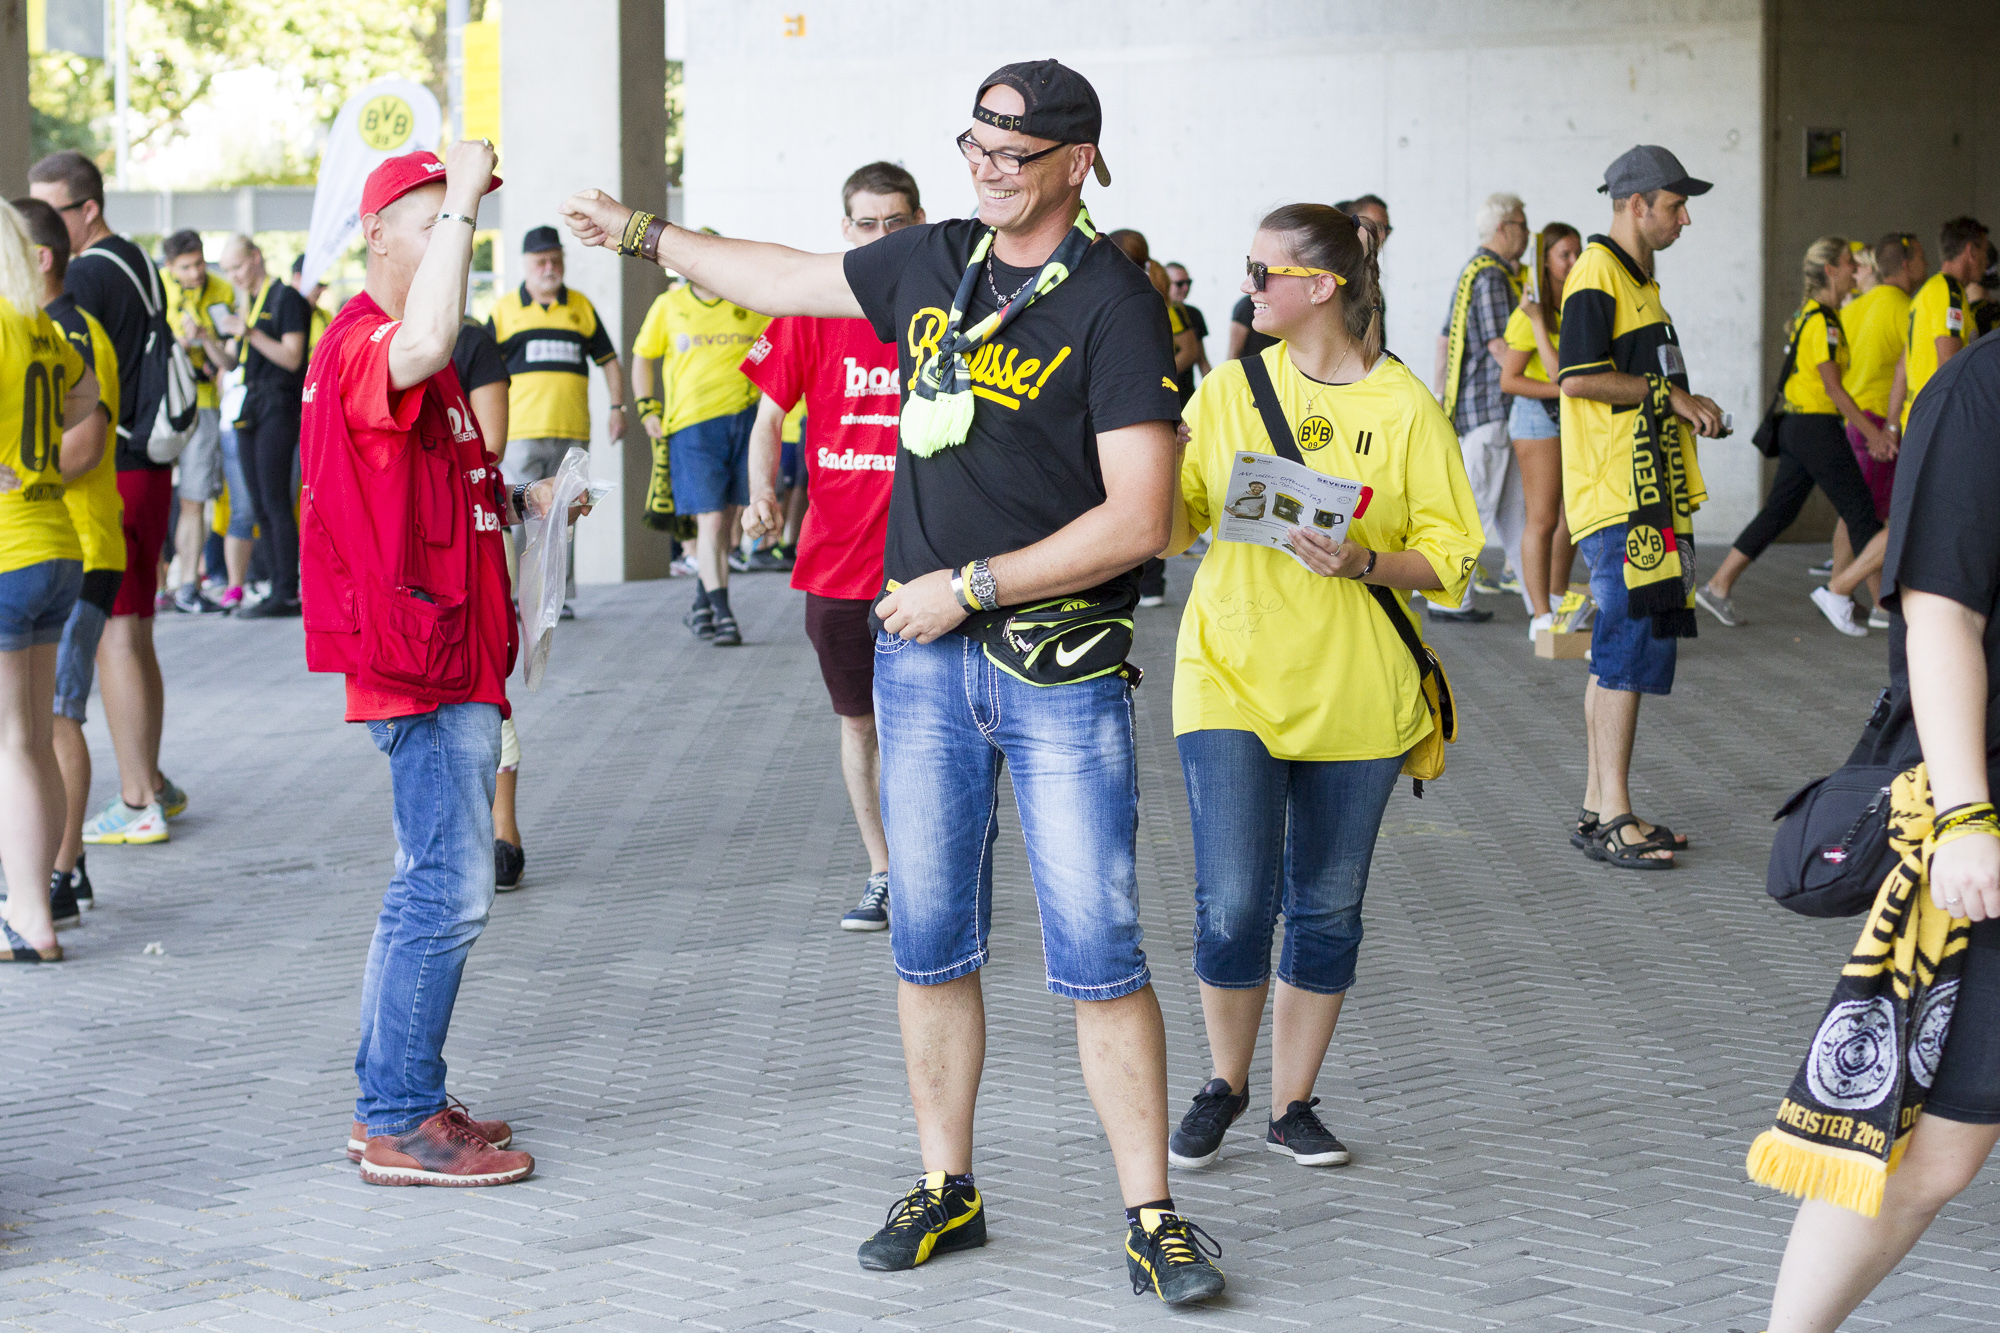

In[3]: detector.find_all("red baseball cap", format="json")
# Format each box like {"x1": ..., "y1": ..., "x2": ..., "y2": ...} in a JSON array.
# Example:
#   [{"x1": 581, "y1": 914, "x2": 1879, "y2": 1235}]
[{"x1": 360, "y1": 150, "x2": 502, "y2": 217}]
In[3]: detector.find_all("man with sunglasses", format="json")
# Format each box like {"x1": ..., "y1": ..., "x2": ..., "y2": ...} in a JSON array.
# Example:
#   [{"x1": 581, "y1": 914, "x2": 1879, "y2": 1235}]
[
  {"x1": 1431, "y1": 192, "x2": 1531, "y2": 624},
  {"x1": 738, "y1": 160, "x2": 924, "y2": 934},
  {"x1": 1165, "y1": 263, "x2": 1210, "y2": 406},
  {"x1": 562, "y1": 59, "x2": 1223, "y2": 1306}
]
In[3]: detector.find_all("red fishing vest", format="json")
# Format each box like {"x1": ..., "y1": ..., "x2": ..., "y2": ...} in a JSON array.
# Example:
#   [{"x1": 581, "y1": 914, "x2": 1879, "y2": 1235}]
[{"x1": 299, "y1": 292, "x2": 515, "y2": 710}]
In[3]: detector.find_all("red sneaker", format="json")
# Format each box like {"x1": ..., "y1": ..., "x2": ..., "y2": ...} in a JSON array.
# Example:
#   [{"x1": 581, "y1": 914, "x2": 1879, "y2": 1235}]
[
  {"x1": 346, "y1": 1098, "x2": 512, "y2": 1162},
  {"x1": 359, "y1": 1107, "x2": 534, "y2": 1187}
]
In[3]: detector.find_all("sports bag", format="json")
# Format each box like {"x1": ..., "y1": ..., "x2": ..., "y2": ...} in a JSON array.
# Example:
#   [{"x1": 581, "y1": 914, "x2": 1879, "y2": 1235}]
[
  {"x1": 77, "y1": 243, "x2": 199, "y2": 464},
  {"x1": 1767, "y1": 687, "x2": 1916, "y2": 917},
  {"x1": 1238, "y1": 352, "x2": 1456, "y2": 796}
]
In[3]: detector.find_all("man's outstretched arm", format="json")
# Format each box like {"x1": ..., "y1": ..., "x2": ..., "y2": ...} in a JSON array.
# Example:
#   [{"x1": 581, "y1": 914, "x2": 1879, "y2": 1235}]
[{"x1": 560, "y1": 189, "x2": 864, "y2": 321}]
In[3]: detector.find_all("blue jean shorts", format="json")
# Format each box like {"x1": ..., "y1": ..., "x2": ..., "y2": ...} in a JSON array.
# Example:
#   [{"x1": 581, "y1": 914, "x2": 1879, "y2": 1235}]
[
  {"x1": 1581, "y1": 524, "x2": 1682, "y2": 696},
  {"x1": 54, "y1": 572, "x2": 118, "y2": 721},
  {"x1": 1178, "y1": 730, "x2": 1404, "y2": 995},
  {"x1": 669, "y1": 405, "x2": 757, "y2": 515},
  {"x1": 1508, "y1": 393, "x2": 1558, "y2": 440},
  {"x1": 874, "y1": 630, "x2": 1150, "y2": 1001},
  {"x1": 0, "y1": 559, "x2": 83, "y2": 653}
]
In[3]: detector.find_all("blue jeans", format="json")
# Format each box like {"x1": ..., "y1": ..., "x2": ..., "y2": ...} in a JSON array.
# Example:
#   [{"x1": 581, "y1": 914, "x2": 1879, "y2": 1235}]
[
  {"x1": 220, "y1": 423, "x2": 257, "y2": 539},
  {"x1": 1580, "y1": 524, "x2": 1681, "y2": 696},
  {"x1": 1177, "y1": 730, "x2": 1403, "y2": 995},
  {"x1": 354, "y1": 702, "x2": 501, "y2": 1134},
  {"x1": 875, "y1": 631, "x2": 1150, "y2": 1001},
  {"x1": 669, "y1": 405, "x2": 757, "y2": 514}
]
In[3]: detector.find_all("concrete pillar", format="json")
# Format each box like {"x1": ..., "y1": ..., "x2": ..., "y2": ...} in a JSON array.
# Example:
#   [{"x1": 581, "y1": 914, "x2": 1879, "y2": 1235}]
[
  {"x1": 501, "y1": 0, "x2": 670, "y2": 583},
  {"x1": 0, "y1": 0, "x2": 30, "y2": 198}
]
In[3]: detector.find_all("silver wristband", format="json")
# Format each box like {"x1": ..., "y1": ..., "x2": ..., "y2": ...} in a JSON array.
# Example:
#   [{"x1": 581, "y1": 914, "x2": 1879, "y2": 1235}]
[{"x1": 436, "y1": 210, "x2": 478, "y2": 229}]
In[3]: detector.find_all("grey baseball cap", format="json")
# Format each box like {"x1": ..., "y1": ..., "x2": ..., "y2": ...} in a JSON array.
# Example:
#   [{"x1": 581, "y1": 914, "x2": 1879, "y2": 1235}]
[{"x1": 1597, "y1": 144, "x2": 1712, "y2": 198}]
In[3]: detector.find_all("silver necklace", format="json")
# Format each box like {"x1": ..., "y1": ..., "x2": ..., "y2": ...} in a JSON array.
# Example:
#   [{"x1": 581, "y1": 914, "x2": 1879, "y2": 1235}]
[
  {"x1": 985, "y1": 256, "x2": 1036, "y2": 308},
  {"x1": 1298, "y1": 340, "x2": 1363, "y2": 414}
]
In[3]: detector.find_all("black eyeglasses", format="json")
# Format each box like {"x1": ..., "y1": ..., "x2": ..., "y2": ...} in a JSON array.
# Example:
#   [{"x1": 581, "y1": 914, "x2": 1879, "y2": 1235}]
[
  {"x1": 1169, "y1": 278, "x2": 1191, "y2": 289},
  {"x1": 53, "y1": 199, "x2": 89, "y2": 214},
  {"x1": 956, "y1": 131, "x2": 1067, "y2": 176}
]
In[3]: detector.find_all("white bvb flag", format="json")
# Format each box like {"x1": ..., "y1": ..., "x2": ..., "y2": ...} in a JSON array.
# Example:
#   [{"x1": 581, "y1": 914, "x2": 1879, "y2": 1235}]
[{"x1": 301, "y1": 80, "x2": 444, "y2": 287}]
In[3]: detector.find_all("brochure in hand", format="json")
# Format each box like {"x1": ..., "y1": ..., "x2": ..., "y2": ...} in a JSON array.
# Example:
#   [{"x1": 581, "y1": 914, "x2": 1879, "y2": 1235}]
[{"x1": 1214, "y1": 450, "x2": 1371, "y2": 571}]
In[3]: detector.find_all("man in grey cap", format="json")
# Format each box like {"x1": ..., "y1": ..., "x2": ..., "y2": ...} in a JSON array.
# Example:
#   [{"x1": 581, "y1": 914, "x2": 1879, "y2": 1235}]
[
  {"x1": 1556, "y1": 145, "x2": 1726, "y2": 869},
  {"x1": 559, "y1": 59, "x2": 1225, "y2": 1306}
]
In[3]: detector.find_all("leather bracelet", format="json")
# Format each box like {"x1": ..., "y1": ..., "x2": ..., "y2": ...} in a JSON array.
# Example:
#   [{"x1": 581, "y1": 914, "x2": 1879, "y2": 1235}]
[
  {"x1": 640, "y1": 217, "x2": 668, "y2": 263},
  {"x1": 619, "y1": 210, "x2": 658, "y2": 258},
  {"x1": 1356, "y1": 548, "x2": 1377, "y2": 580}
]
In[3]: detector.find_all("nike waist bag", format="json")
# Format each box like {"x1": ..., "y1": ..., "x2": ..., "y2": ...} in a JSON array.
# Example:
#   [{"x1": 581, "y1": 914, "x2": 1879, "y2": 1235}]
[{"x1": 977, "y1": 587, "x2": 1140, "y2": 688}]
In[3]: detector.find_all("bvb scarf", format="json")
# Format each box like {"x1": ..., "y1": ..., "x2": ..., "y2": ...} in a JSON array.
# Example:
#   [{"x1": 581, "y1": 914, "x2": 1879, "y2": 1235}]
[
  {"x1": 1746, "y1": 764, "x2": 1971, "y2": 1217},
  {"x1": 1622, "y1": 373, "x2": 1699, "y2": 639},
  {"x1": 1439, "y1": 252, "x2": 1519, "y2": 424},
  {"x1": 900, "y1": 206, "x2": 1096, "y2": 457}
]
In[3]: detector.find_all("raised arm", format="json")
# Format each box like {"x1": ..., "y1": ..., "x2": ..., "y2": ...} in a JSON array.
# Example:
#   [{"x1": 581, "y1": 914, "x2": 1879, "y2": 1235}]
[
  {"x1": 560, "y1": 189, "x2": 862, "y2": 320},
  {"x1": 387, "y1": 140, "x2": 497, "y2": 390}
]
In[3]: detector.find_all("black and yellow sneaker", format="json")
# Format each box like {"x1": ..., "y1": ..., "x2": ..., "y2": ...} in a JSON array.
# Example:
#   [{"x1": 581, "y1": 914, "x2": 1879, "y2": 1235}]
[
  {"x1": 856, "y1": 1171, "x2": 985, "y2": 1272},
  {"x1": 1126, "y1": 1208, "x2": 1225, "y2": 1305},
  {"x1": 643, "y1": 434, "x2": 676, "y2": 531}
]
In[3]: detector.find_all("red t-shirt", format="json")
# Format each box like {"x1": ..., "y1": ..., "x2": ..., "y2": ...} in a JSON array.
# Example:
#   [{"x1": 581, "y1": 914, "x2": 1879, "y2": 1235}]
[
  {"x1": 333, "y1": 309, "x2": 513, "y2": 722},
  {"x1": 739, "y1": 316, "x2": 898, "y2": 601}
]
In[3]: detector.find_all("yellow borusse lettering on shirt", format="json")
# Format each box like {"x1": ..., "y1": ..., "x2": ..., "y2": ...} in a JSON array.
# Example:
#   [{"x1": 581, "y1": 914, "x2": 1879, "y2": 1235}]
[
  {"x1": 489, "y1": 283, "x2": 618, "y2": 441},
  {"x1": 635, "y1": 285, "x2": 768, "y2": 435},
  {"x1": 1173, "y1": 346, "x2": 1483, "y2": 763},
  {"x1": 903, "y1": 306, "x2": 1072, "y2": 412},
  {"x1": 0, "y1": 298, "x2": 88, "y2": 574}
]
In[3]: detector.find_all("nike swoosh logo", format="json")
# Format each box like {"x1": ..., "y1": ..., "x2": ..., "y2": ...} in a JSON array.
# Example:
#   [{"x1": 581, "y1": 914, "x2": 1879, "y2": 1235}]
[{"x1": 1055, "y1": 628, "x2": 1112, "y2": 668}]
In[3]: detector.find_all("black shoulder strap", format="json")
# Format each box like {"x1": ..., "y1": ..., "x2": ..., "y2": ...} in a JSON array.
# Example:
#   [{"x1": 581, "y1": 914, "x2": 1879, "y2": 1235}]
[{"x1": 1237, "y1": 350, "x2": 1434, "y2": 677}]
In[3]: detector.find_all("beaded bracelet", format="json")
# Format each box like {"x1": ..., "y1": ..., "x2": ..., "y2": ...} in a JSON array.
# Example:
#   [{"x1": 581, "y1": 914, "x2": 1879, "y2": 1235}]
[
  {"x1": 1935, "y1": 801, "x2": 1997, "y2": 836},
  {"x1": 1925, "y1": 816, "x2": 2000, "y2": 875},
  {"x1": 618, "y1": 210, "x2": 658, "y2": 258}
]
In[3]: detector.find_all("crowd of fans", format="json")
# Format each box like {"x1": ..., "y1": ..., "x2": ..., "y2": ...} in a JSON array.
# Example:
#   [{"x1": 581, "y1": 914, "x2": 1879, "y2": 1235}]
[{"x1": 1, "y1": 53, "x2": 1995, "y2": 1327}]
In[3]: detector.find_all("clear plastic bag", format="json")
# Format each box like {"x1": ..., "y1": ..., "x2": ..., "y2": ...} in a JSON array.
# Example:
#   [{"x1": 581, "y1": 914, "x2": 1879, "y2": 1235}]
[{"x1": 517, "y1": 446, "x2": 614, "y2": 691}]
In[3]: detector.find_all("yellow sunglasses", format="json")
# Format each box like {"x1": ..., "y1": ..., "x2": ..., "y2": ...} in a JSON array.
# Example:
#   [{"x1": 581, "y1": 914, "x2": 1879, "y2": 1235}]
[{"x1": 1246, "y1": 258, "x2": 1345, "y2": 292}]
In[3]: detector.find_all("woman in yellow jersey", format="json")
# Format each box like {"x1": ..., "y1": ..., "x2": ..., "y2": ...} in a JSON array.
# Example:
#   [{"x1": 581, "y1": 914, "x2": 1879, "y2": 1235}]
[
  {"x1": 1498, "y1": 222, "x2": 1581, "y2": 639},
  {"x1": 1160, "y1": 204, "x2": 1481, "y2": 1170},
  {"x1": 1700, "y1": 238, "x2": 1891, "y2": 637},
  {"x1": 0, "y1": 201, "x2": 103, "y2": 962}
]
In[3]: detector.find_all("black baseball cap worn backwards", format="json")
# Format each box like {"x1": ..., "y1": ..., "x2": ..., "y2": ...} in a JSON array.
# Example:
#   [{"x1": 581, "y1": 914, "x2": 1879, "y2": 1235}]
[
  {"x1": 973, "y1": 59, "x2": 1113, "y2": 187},
  {"x1": 1597, "y1": 144, "x2": 1712, "y2": 199},
  {"x1": 523, "y1": 225, "x2": 563, "y2": 254}
]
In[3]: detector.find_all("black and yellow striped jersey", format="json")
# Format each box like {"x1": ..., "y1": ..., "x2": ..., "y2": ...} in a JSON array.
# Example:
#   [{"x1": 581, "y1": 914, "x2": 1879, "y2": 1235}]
[
  {"x1": 1902, "y1": 272, "x2": 1970, "y2": 428},
  {"x1": 487, "y1": 283, "x2": 617, "y2": 441}
]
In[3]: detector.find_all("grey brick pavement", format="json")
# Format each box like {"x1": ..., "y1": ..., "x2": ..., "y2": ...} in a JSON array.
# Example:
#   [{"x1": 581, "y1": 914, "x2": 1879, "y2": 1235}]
[{"x1": 2, "y1": 545, "x2": 1993, "y2": 1331}]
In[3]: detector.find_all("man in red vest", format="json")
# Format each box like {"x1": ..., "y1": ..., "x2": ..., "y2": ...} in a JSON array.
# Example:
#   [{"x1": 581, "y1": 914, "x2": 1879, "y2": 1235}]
[{"x1": 300, "y1": 142, "x2": 586, "y2": 1187}]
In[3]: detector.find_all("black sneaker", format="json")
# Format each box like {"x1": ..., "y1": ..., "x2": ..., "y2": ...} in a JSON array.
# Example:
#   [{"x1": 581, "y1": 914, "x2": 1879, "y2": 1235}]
[
  {"x1": 857, "y1": 1171, "x2": 986, "y2": 1271},
  {"x1": 684, "y1": 605, "x2": 715, "y2": 640},
  {"x1": 48, "y1": 868, "x2": 80, "y2": 932},
  {"x1": 70, "y1": 854, "x2": 93, "y2": 910},
  {"x1": 238, "y1": 595, "x2": 302, "y2": 619},
  {"x1": 495, "y1": 839, "x2": 525, "y2": 892},
  {"x1": 841, "y1": 872, "x2": 889, "y2": 931},
  {"x1": 726, "y1": 549, "x2": 752, "y2": 573},
  {"x1": 710, "y1": 611, "x2": 742, "y2": 647},
  {"x1": 1265, "y1": 1097, "x2": 1351, "y2": 1166},
  {"x1": 746, "y1": 546, "x2": 794, "y2": 572},
  {"x1": 1125, "y1": 1209, "x2": 1225, "y2": 1305},
  {"x1": 1424, "y1": 603, "x2": 1493, "y2": 624},
  {"x1": 172, "y1": 584, "x2": 223, "y2": 615},
  {"x1": 1168, "y1": 1078, "x2": 1249, "y2": 1168}
]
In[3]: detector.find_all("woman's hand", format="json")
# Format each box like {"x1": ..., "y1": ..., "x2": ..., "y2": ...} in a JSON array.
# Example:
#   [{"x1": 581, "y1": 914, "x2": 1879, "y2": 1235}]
[
  {"x1": 1287, "y1": 528, "x2": 1372, "y2": 579},
  {"x1": 1863, "y1": 422, "x2": 1898, "y2": 462},
  {"x1": 1520, "y1": 295, "x2": 1544, "y2": 327},
  {"x1": 1930, "y1": 830, "x2": 2000, "y2": 921}
]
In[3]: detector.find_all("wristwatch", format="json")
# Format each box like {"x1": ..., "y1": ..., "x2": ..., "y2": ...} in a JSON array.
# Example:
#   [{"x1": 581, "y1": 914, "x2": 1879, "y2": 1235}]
[
  {"x1": 967, "y1": 558, "x2": 999, "y2": 612},
  {"x1": 511, "y1": 481, "x2": 530, "y2": 521}
]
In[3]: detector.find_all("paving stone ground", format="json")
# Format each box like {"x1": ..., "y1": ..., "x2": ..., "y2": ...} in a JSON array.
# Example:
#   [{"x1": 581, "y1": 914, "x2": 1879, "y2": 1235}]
[{"x1": 2, "y1": 543, "x2": 1993, "y2": 1331}]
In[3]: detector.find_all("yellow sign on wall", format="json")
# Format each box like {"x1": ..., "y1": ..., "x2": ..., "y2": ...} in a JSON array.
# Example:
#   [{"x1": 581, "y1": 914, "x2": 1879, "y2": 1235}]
[{"x1": 462, "y1": 20, "x2": 502, "y2": 149}]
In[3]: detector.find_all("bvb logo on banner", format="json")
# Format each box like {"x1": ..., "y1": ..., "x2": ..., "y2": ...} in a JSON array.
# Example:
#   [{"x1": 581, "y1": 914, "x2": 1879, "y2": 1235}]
[
  {"x1": 1297, "y1": 415, "x2": 1335, "y2": 451},
  {"x1": 1625, "y1": 524, "x2": 1667, "y2": 571},
  {"x1": 357, "y1": 94, "x2": 416, "y2": 151}
]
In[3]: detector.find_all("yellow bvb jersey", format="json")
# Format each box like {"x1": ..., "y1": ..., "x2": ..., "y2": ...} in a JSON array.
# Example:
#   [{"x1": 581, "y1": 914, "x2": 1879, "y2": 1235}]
[
  {"x1": 634, "y1": 286, "x2": 769, "y2": 435},
  {"x1": 1839, "y1": 283, "x2": 1909, "y2": 416},
  {"x1": 162, "y1": 272, "x2": 234, "y2": 410},
  {"x1": 488, "y1": 283, "x2": 618, "y2": 442},
  {"x1": 1781, "y1": 300, "x2": 1846, "y2": 416},
  {"x1": 47, "y1": 303, "x2": 125, "y2": 572},
  {"x1": 1175, "y1": 346, "x2": 1484, "y2": 762},
  {"x1": 0, "y1": 296, "x2": 88, "y2": 573},
  {"x1": 1902, "y1": 272, "x2": 1970, "y2": 428}
]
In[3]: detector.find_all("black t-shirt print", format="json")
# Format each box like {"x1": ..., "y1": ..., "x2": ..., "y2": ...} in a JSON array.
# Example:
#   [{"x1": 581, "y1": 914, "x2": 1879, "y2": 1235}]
[
  {"x1": 1232, "y1": 294, "x2": 1279, "y2": 359},
  {"x1": 452, "y1": 320, "x2": 511, "y2": 394},
  {"x1": 1879, "y1": 333, "x2": 2000, "y2": 780},
  {"x1": 243, "y1": 279, "x2": 314, "y2": 403},
  {"x1": 843, "y1": 218, "x2": 1180, "y2": 631}
]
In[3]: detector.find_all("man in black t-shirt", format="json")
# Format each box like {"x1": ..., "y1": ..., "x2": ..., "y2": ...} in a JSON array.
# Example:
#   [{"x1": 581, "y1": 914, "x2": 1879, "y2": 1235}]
[
  {"x1": 561, "y1": 60, "x2": 1224, "y2": 1307},
  {"x1": 30, "y1": 150, "x2": 188, "y2": 844},
  {"x1": 1767, "y1": 332, "x2": 2000, "y2": 1329},
  {"x1": 1166, "y1": 262, "x2": 1210, "y2": 404},
  {"x1": 216, "y1": 234, "x2": 313, "y2": 618}
]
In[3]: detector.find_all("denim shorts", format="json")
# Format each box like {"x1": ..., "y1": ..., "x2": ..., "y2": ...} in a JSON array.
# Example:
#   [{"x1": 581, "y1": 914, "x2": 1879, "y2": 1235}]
[
  {"x1": 1581, "y1": 523, "x2": 1681, "y2": 696},
  {"x1": 1508, "y1": 393, "x2": 1558, "y2": 440},
  {"x1": 1178, "y1": 730, "x2": 1403, "y2": 994},
  {"x1": 669, "y1": 405, "x2": 757, "y2": 515},
  {"x1": 54, "y1": 574, "x2": 118, "y2": 721},
  {"x1": 874, "y1": 630, "x2": 1150, "y2": 1001},
  {"x1": 0, "y1": 559, "x2": 84, "y2": 653}
]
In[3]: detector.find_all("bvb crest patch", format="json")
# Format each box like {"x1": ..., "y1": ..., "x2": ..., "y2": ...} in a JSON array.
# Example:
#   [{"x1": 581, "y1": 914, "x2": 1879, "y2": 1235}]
[
  {"x1": 1625, "y1": 524, "x2": 1667, "y2": 571},
  {"x1": 1297, "y1": 416, "x2": 1334, "y2": 451}
]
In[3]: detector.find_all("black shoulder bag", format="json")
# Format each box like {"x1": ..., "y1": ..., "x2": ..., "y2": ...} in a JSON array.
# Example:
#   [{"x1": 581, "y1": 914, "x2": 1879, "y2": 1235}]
[
  {"x1": 1237, "y1": 353, "x2": 1455, "y2": 796},
  {"x1": 1750, "y1": 305, "x2": 1831, "y2": 459},
  {"x1": 1766, "y1": 685, "x2": 1918, "y2": 917}
]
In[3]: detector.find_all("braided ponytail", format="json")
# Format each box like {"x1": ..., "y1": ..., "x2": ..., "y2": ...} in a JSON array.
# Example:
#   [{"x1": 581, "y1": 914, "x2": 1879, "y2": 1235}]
[{"x1": 1259, "y1": 203, "x2": 1381, "y2": 363}]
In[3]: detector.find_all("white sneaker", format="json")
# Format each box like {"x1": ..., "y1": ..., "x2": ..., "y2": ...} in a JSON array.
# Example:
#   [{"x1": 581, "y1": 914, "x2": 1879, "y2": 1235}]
[
  {"x1": 81, "y1": 798, "x2": 169, "y2": 845},
  {"x1": 1528, "y1": 612, "x2": 1554, "y2": 643},
  {"x1": 1811, "y1": 586, "x2": 1868, "y2": 637}
]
